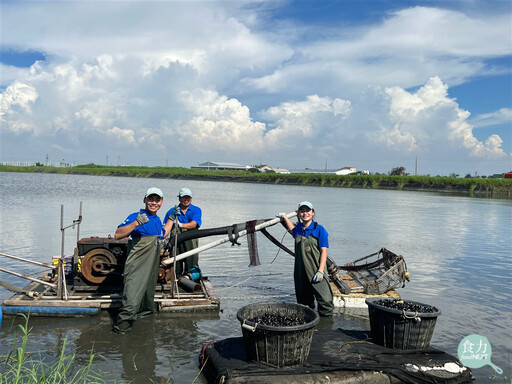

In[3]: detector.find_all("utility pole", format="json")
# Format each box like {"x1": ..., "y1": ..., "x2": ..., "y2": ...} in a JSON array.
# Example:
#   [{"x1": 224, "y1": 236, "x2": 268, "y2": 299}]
[
  {"x1": 106, "y1": 155, "x2": 108, "y2": 166},
  {"x1": 325, "y1": 156, "x2": 328, "y2": 173},
  {"x1": 415, "y1": 157, "x2": 418, "y2": 176}
]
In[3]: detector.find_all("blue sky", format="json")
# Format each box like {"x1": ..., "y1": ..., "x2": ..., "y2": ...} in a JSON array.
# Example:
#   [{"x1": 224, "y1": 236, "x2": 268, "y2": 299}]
[{"x1": 1, "y1": 0, "x2": 510, "y2": 176}]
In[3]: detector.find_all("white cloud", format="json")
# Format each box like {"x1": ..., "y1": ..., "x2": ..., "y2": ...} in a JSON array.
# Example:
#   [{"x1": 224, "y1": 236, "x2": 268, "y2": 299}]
[
  {"x1": 365, "y1": 77, "x2": 507, "y2": 158},
  {"x1": 470, "y1": 108, "x2": 512, "y2": 128},
  {"x1": 262, "y1": 95, "x2": 351, "y2": 147},
  {"x1": 244, "y1": 6, "x2": 511, "y2": 96},
  {"x1": 0, "y1": 81, "x2": 38, "y2": 134},
  {"x1": 0, "y1": 1, "x2": 510, "y2": 174},
  {"x1": 173, "y1": 89, "x2": 266, "y2": 152},
  {"x1": 106, "y1": 126, "x2": 137, "y2": 146}
]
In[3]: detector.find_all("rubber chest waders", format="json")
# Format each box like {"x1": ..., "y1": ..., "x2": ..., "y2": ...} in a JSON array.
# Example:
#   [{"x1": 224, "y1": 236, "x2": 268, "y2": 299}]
[
  {"x1": 172, "y1": 226, "x2": 199, "y2": 276},
  {"x1": 294, "y1": 234, "x2": 334, "y2": 317},
  {"x1": 116, "y1": 235, "x2": 160, "y2": 323}
]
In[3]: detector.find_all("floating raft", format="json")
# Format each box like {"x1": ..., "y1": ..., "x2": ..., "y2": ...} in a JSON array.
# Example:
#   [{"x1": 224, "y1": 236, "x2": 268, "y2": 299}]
[
  {"x1": 2, "y1": 275, "x2": 219, "y2": 317},
  {"x1": 200, "y1": 329, "x2": 473, "y2": 384}
]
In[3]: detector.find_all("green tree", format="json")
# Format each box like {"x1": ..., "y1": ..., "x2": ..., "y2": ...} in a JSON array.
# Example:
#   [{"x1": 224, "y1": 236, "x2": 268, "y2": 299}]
[{"x1": 389, "y1": 166, "x2": 407, "y2": 176}]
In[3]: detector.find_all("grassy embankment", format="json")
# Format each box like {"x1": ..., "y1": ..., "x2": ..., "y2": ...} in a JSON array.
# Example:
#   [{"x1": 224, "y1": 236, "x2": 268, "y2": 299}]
[{"x1": 1, "y1": 164, "x2": 511, "y2": 196}]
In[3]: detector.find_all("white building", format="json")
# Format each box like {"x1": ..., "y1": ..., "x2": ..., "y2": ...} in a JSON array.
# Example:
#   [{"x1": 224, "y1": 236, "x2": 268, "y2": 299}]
[
  {"x1": 335, "y1": 167, "x2": 357, "y2": 175},
  {"x1": 191, "y1": 161, "x2": 247, "y2": 171}
]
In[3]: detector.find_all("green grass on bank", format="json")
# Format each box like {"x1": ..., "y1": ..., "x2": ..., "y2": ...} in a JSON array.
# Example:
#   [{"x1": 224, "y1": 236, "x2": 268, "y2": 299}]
[{"x1": 1, "y1": 164, "x2": 511, "y2": 195}]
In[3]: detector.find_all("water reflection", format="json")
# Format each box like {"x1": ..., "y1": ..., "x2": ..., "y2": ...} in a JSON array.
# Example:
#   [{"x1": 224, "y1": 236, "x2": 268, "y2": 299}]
[{"x1": 0, "y1": 172, "x2": 511, "y2": 382}]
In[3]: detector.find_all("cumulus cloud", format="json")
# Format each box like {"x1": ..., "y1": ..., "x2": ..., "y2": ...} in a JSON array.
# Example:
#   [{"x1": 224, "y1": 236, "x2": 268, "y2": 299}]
[
  {"x1": 0, "y1": 81, "x2": 38, "y2": 133},
  {"x1": 365, "y1": 77, "x2": 507, "y2": 158},
  {"x1": 105, "y1": 126, "x2": 137, "y2": 146},
  {"x1": 173, "y1": 89, "x2": 266, "y2": 152},
  {"x1": 0, "y1": 1, "x2": 510, "y2": 174},
  {"x1": 262, "y1": 95, "x2": 351, "y2": 148}
]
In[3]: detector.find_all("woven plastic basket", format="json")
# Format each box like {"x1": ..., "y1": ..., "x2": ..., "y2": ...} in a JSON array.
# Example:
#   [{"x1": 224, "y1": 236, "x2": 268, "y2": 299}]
[
  {"x1": 366, "y1": 297, "x2": 440, "y2": 350},
  {"x1": 236, "y1": 302, "x2": 319, "y2": 367}
]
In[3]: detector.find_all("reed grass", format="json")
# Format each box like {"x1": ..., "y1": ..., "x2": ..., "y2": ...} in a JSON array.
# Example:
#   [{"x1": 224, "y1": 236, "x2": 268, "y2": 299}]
[{"x1": 0, "y1": 314, "x2": 107, "y2": 384}]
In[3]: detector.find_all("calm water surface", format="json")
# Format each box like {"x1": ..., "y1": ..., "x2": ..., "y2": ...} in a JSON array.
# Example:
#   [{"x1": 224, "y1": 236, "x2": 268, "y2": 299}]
[{"x1": 0, "y1": 172, "x2": 511, "y2": 383}]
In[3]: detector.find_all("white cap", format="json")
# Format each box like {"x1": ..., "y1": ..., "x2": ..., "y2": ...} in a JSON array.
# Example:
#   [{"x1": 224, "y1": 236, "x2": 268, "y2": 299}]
[
  {"x1": 178, "y1": 187, "x2": 192, "y2": 197},
  {"x1": 298, "y1": 201, "x2": 314, "y2": 210},
  {"x1": 145, "y1": 187, "x2": 163, "y2": 198}
]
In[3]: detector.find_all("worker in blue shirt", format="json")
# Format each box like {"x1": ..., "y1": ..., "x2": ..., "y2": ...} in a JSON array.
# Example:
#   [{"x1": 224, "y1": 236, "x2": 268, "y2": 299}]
[
  {"x1": 280, "y1": 201, "x2": 334, "y2": 316},
  {"x1": 163, "y1": 188, "x2": 202, "y2": 276},
  {"x1": 113, "y1": 187, "x2": 164, "y2": 334}
]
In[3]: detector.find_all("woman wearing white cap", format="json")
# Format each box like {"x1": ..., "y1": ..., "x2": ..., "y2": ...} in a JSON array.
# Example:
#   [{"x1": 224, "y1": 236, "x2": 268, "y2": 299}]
[
  {"x1": 163, "y1": 187, "x2": 202, "y2": 276},
  {"x1": 113, "y1": 187, "x2": 165, "y2": 334},
  {"x1": 280, "y1": 201, "x2": 334, "y2": 316}
]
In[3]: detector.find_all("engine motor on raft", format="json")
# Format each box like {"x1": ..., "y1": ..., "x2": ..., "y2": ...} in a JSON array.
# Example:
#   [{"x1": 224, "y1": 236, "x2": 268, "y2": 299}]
[
  {"x1": 72, "y1": 237, "x2": 176, "y2": 288},
  {"x1": 74, "y1": 237, "x2": 129, "y2": 286}
]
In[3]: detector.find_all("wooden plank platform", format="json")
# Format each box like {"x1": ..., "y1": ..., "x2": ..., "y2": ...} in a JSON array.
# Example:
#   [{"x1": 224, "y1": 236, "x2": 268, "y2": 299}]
[{"x1": 2, "y1": 277, "x2": 220, "y2": 316}]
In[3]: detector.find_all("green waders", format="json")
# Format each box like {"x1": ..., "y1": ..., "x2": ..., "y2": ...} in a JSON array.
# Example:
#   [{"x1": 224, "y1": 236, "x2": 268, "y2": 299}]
[
  {"x1": 114, "y1": 236, "x2": 160, "y2": 332},
  {"x1": 172, "y1": 227, "x2": 199, "y2": 276},
  {"x1": 294, "y1": 235, "x2": 334, "y2": 317}
]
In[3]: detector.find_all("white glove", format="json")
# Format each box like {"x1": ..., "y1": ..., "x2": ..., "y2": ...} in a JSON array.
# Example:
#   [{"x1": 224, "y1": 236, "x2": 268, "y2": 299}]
[
  {"x1": 312, "y1": 270, "x2": 324, "y2": 284},
  {"x1": 177, "y1": 221, "x2": 183, "y2": 228},
  {"x1": 277, "y1": 212, "x2": 287, "y2": 219},
  {"x1": 136, "y1": 211, "x2": 149, "y2": 225}
]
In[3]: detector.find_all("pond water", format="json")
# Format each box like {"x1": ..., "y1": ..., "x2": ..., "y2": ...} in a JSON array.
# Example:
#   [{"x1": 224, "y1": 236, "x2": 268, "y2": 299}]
[{"x1": 0, "y1": 172, "x2": 510, "y2": 383}]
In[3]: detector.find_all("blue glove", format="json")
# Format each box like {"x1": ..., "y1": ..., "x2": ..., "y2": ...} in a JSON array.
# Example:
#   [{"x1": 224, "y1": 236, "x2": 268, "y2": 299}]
[
  {"x1": 173, "y1": 205, "x2": 181, "y2": 216},
  {"x1": 136, "y1": 210, "x2": 149, "y2": 225},
  {"x1": 312, "y1": 271, "x2": 324, "y2": 284}
]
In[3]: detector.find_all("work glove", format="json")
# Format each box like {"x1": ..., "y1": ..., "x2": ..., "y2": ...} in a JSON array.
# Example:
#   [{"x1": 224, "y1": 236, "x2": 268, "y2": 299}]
[
  {"x1": 173, "y1": 205, "x2": 181, "y2": 216},
  {"x1": 276, "y1": 212, "x2": 287, "y2": 220},
  {"x1": 136, "y1": 210, "x2": 149, "y2": 226},
  {"x1": 176, "y1": 221, "x2": 183, "y2": 228},
  {"x1": 312, "y1": 270, "x2": 324, "y2": 284},
  {"x1": 159, "y1": 237, "x2": 170, "y2": 249}
]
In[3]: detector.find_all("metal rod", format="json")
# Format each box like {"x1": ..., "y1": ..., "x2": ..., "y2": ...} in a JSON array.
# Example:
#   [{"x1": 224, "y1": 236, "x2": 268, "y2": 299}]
[
  {"x1": 0, "y1": 267, "x2": 57, "y2": 288},
  {"x1": 76, "y1": 201, "x2": 82, "y2": 243},
  {"x1": 58, "y1": 205, "x2": 64, "y2": 299},
  {"x1": 173, "y1": 213, "x2": 179, "y2": 298},
  {"x1": 161, "y1": 211, "x2": 297, "y2": 266},
  {"x1": 0, "y1": 252, "x2": 54, "y2": 268}
]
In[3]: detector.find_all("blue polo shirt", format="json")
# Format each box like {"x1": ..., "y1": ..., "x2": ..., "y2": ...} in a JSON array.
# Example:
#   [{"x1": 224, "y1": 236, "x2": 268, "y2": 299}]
[
  {"x1": 118, "y1": 209, "x2": 164, "y2": 238},
  {"x1": 164, "y1": 204, "x2": 202, "y2": 228},
  {"x1": 292, "y1": 220, "x2": 329, "y2": 248}
]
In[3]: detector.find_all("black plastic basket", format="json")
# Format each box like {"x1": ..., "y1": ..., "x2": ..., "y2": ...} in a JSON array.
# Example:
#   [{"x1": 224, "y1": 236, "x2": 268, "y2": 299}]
[
  {"x1": 236, "y1": 302, "x2": 319, "y2": 367},
  {"x1": 365, "y1": 297, "x2": 441, "y2": 350}
]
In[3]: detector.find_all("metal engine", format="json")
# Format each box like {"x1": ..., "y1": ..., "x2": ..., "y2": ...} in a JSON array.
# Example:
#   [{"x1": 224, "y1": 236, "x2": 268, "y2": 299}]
[{"x1": 75, "y1": 237, "x2": 128, "y2": 286}]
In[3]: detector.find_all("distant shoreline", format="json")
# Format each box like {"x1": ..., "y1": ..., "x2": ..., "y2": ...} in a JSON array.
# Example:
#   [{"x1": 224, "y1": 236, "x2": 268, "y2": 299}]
[{"x1": 1, "y1": 165, "x2": 511, "y2": 197}]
